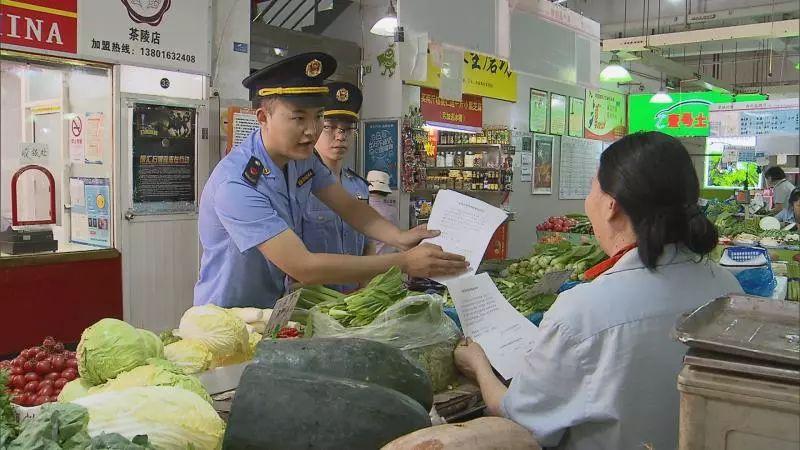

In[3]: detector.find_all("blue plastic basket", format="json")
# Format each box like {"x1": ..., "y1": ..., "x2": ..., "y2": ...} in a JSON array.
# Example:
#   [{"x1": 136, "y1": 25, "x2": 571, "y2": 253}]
[{"x1": 725, "y1": 246, "x2": 770, "y2": 264}]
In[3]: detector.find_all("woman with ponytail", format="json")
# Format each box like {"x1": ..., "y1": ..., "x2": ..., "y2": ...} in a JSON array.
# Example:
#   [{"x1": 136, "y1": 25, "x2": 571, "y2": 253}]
[{"x1": 454, "y1": 132, "x2": 743, "y2": 450}]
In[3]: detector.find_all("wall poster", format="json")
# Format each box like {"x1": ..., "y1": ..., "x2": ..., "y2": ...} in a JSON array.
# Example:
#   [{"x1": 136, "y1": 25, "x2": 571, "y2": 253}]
[
  {"x1": 549, "y1": 93, "x2": 567, "y2": 136},
  {"x1": 559, "y1": 136, "x2": 603, "y2": 200},
  {"x1": 532, "y1": 134, "x2": 555, "y2": 195},
  {"x1": 131, "y1": 104, "x2": 196, "y2": 214},
  {"x1": 529, "y1": 89, "x2": 548, "y2": 133},
  {"x1": 70, "y1": 177, "x2": 111, "y2": 247},
  {"x1": 585, "y1": 89, "x2": 627, "y2": 141},
  {"x1": 568, "y1": 97, "x2": 585, "y2": 138},
  {"x1": 363, "y1": 119, "x2": 400, "y2": 189}
]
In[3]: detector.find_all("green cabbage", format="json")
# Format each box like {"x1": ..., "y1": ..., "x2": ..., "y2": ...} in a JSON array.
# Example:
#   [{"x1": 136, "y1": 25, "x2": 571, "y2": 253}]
[
  {"x1": 177, "y1": 305, "x2": 249, "y2": 362},
  {"x1": 88, "y1": 360, "x2": 212, "y2": 404},
  {"x1": 72, "y1": 386, "x2": 224, "y2": 450},
  {"x1": 77, "y1": 319, "x2": 162, "y2": 386},
  {"x1": 57, "y1": 378, "x2": 93, "y2": 403},
  {"x1": 164, "y1": 339, "x2": 213, "y2": 374},
  {"x1": 138, "y1": 329, "x2": 165, "y2": 359}
]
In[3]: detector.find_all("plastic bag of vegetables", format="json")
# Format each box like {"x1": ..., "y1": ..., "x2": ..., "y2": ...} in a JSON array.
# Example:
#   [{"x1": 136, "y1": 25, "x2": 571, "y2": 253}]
[
  {"x1": 72, "y1": 386, "x2": 225, "y2": 450},
  {"x1": 77, "y1": 319, "x2": 164, "y2": 386},
  {"x1": 310, "y1": 294, "x2": 461, "y2": 392},
  {"x1": 177, "y1": 305, "x2": 249, "y2": 366}
]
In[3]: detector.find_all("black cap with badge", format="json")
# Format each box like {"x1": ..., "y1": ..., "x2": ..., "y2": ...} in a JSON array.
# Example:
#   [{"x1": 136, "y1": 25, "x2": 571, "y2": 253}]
[
  {"x1": 324, "y1": 82, "x2": 363, "y2": 123},
  {"x1": 243, "y1": 52, "x2": 337, "y2": 107}
]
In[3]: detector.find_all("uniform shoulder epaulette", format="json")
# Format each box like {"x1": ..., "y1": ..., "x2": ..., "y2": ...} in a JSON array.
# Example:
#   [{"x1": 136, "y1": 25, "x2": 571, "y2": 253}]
[{"x1": 242, "y1": 156, "x2": 268, "y2": 186}]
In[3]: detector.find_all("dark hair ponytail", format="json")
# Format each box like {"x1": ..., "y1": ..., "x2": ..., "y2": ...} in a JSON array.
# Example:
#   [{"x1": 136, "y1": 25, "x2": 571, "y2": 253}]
[{"x1": 597, "y1": 132, "x2": 718, "y2": 269}]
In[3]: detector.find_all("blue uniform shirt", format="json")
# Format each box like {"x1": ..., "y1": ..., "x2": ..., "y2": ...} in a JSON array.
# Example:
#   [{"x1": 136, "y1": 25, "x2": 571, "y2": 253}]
[
  {"x1": 194, "y1": 129, "x2": 336, "y2": 308},
  {"x1": 302, "y1": 168, "x2": 368, "y2": 292}
]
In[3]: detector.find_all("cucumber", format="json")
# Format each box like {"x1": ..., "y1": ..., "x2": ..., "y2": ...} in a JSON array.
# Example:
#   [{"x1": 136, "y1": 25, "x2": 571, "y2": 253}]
[
  {"x1": 224, "y1": 366, "x2": 431, "y2": 450},
  {"x1": 254, "y1": 338, "x2": 434, "y2": 411}
]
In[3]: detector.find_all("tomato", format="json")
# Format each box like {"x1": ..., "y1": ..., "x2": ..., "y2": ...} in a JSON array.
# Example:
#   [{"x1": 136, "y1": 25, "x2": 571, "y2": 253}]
[
  {"x1": 50, "y1": 355, "x2": 65, "y2": 372},
  {"x1": 35, "y1": 351, "x2": 48, "y2": 362},
  {"x1": 24, "y1": 372, "x2": 40, "y2": 382},
  {"x1": 10, "y1": 375, "x2": 26, "y2": 389},
  {"x1": 48, "y1": 396, "x2": 59, "y2": 403},
  {"x1": 61, "y1": 368, "x2": 77, "y2": 381},
  {"x1": 37, "y1": 385, "x2": 54, "y2": 397},
  {"x1": 54, "y1": 378, "x2": 68, "y2": 389},
  {"x1": 24, "y1": 380, "x2": 39, "y2": 393},
  {"x1": 54, "y1": 342, "x2": 65, "y2": 353},
  {"x1": 10, "y1": 366, "x2": 23, "y2": 376},
  {"x1": 44, "y1": 372, "x2": 59, "y2": 381},
  {"x1": 38, "y1": 379, "x2": 53, "y2": 390},
  {"x1": 11, "y1": 357, "x2": 24, "y2": 368},
  {"x1": 35, "y1": 360, "x2": 52, "y2": 375},
  {"x1": 65, "y1": 359, "x2": 78, "y2": 369},
  {"x1": 23, "y1": 360, "x2": 34, "y2": 372},
  {"x1": 11, "y1": 394, "x2": 25, "y2": 405},
  {"x1": 32, "y1": 395, "x2": 47, "y2": 406}
]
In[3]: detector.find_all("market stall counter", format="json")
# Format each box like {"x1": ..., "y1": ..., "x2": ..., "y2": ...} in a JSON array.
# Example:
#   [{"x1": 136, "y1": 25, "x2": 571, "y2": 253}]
[{"x1": 0, "y1": 249, "x2": 123, "y2": 358}]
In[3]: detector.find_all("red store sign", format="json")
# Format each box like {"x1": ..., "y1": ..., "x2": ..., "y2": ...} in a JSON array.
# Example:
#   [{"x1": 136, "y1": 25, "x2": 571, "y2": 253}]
[
  {"x1": 420, "y1": 87, "x2": 483, "y2": 129},
  {"x1": 0, "y1": 0, "x2": 78, "y2": 54}
]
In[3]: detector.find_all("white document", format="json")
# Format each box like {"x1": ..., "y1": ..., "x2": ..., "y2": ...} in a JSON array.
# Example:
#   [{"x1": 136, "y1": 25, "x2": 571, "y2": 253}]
[
  {"x1": 69, "y1": 179, "x2": 86, "y2": 207},
  {"x1": 448, "y1": 273, "x2": 539, "y2": 380},
  {"x1": 423, "y1": 190, "x2": 507, "y2": 284},
  {"x1": 69, "y1": 178, "x2": 89, "y2": 243}
]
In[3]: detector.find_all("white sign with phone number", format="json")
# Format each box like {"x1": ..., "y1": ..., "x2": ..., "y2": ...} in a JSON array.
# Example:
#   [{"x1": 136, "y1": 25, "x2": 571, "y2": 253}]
[{"x1": 78, "y1": 0, "x2": 211, "y2": 75}]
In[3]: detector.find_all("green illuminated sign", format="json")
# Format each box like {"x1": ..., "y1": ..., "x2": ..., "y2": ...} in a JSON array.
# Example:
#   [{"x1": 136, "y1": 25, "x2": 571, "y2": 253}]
[{"x1": 628, "y1": 92, "x2": 766, "y2": 137}]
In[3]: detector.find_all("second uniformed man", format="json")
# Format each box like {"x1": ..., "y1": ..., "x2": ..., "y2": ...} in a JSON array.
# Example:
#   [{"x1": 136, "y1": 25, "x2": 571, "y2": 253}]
[{"x1": 301, "y1": 82, "x2": 371, "y2": 293}]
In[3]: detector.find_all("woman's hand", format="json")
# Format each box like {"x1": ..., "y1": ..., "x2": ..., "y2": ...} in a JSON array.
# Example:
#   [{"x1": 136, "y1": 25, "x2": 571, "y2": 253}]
[{"x1": 454, "y1": 338, "x2": 492, "y2": 381}]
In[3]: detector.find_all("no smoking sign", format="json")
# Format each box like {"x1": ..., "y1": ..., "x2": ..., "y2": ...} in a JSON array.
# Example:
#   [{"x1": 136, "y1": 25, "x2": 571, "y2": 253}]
[
  {"x1": 71, "y1": 116, "x2": 83, "y2": 137},
  {"x1": 69, "y1": 114, "x2": 86, "y2": 163}
]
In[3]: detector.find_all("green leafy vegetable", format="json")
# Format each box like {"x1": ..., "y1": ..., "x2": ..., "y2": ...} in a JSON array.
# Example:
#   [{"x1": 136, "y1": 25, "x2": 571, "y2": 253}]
[
  {"x1": 158, "y1": 330, "x2": 181, "y2": 346},
  {"x1": 90, "y1": 433, "x2": 156, "y2": 449},
  {"x1": 1, "y1": 369, "x2": 19, "y2": 446},
  {"x1": 315, "y1": 267, "x2": 408, "y2": 328},
  {"x1": 5, "y1": 403, "x2": 90, "y2": 449}
]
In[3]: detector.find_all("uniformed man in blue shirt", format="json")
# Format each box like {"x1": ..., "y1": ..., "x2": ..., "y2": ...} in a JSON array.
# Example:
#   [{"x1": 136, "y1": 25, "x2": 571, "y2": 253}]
[
  {"x1": 194, "y1": 53, "x2": 466, "y2": 308},
  {"x1": 302, "y1": 82, "x2": 371, "y2": 293}
]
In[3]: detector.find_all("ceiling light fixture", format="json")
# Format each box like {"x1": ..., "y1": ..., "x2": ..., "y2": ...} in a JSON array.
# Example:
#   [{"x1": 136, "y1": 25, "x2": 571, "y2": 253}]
[
  {"x1": 600, "y1": 52, "x2": 632, "y2": 83},
  {"x1": 650, "y1": 73, "x2": 674, "y2": 103},
  {"x1": 370, "y1": 0, "x2": 398, "y2": 37}
]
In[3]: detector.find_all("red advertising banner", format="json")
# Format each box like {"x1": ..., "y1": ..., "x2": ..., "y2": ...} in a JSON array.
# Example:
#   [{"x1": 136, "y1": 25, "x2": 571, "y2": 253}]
[
  {"x1": 420, "y1": 87, "x2": 482, "y2": 129},
  {"x1": 0, "y1": 0, "x2": 78, "y2": 54}
]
